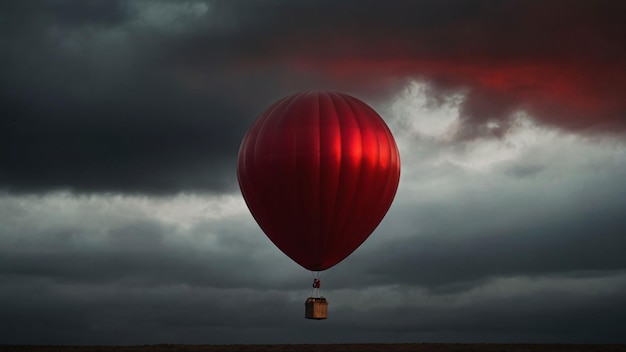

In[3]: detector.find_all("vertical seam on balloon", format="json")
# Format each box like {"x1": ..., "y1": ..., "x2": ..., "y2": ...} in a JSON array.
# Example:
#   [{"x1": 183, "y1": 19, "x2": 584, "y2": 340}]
[
  {"x1": 343, "y1": 95, "x2": 382, "y2": 256},
  {"x1": 315, "y1": 92, "x2": 324, "y2": 270},
  {"x1": 252, "y1": 95, "x2": 298, "y2": 164},
  {"x1": 376, "y1": 112, "x2": 395, "y2": 231},
  {"x1": 241, "y1": 96, "x2": 290, "y2": 219},
  {"x1": 373, "y1": 102, "x2": 394, "y2": 236},
  {"x1": 289, "y1": 92, "x2": 309, "y2": 267},
  {"x1": 334, "y1": 92, "x2": 366, "y2": 267},
  {"x1": 321, "y1": 91, "x2": 341, "y2": 270},
  {"x1": 359, "y1": 98, "x2": 385, "y2": 239},
  {"x1": 248, "y1": 94, "x2": 301, "y2": 266},
  {"x1": 376, "y1": 115, "x2": 401, "y2": 234},
  {"x1": 244, "y1": 98, "x2": 281, "y2": 174},
  {"x1": 251, "y1": 94, "x2": 298, "y2": 209}
]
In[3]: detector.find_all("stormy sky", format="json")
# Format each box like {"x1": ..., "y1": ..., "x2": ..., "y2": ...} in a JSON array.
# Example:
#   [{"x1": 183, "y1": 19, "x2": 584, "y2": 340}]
[{"x1": 1, "y1": 0, "x2": 626, "y2": 345}]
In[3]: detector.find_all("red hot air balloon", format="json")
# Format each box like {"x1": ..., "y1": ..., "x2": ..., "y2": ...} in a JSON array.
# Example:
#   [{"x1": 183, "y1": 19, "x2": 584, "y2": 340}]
[
  {"x1": 237, "y1": 92, "x2": 400, "y2": 318},
  {"x1": 238, "y1": 91, "x2": 400, "y2": 271}
]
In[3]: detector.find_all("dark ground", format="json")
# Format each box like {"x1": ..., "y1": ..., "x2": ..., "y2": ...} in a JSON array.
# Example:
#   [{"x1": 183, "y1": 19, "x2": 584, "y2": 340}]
[{"x1": 1, "y1": 344, "x2": 626, "y2": 352}]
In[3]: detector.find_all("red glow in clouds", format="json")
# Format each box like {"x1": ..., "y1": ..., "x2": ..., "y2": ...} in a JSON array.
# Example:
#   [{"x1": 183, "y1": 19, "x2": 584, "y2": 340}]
[{"x1": 230, "y1": 0, "x2": 626, "y2": 138}]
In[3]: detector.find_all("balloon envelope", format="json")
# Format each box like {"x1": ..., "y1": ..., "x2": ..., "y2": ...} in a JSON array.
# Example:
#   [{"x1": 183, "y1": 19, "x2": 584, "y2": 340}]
[{"x1": 237, "y1": 91, "x2": 400, "y2": 271}]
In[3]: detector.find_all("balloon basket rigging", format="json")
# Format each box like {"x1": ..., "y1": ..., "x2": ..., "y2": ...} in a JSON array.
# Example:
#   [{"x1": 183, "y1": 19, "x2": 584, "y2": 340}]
[
  {"x1": 305, "y1": 277, "x2": 328, "y2": 320},
  {"x1": 305, "y1": 297, "x2": 328, "y2": 320}
]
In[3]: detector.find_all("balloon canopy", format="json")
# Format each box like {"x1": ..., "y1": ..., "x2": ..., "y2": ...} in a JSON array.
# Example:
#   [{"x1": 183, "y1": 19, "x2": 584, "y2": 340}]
[{"x1": 237, "y1": 91, "x2": 400, "y2": 271}]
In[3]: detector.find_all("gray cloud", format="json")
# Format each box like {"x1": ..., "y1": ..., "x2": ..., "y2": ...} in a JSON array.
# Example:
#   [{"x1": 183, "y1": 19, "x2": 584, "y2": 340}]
[
  {"x1": 0, "y1": 279, "x2": 305, "y2": 345},
  {"x1": 339, "y1": 123, "x2": 626, "y2": 291},
  {"x1": 2, "y1": 0, "x2": 625, "y2": 194},
  {"x1": 3, "y1": 265, "x2": 626, "y2": 344},
  {"x1": 0, "y1": 0, "x2": 255, "y2": 194},
  {"x1": 2, "y1": 119, "x2": 626, "y2": 343},
  {"x1": 0, "y1": 193, "x2": 306, "y2": 289},
  {"x1": 329, "y1": 274, "x2": 626, "y2": 344},
  {"x1": 2, "y1": 0, "x2": 626, "y2": 345}
]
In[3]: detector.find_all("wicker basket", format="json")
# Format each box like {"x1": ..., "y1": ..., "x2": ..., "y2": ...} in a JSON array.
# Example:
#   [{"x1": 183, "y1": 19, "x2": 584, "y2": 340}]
[{"x1": 305, "y1": 297, "x2": 328, "y2": 320}]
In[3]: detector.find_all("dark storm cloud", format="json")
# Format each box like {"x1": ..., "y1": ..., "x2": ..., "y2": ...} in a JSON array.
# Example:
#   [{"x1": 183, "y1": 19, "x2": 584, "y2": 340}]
[
  {"x1": 0, "y1": 0, "x2": 257, "y2": 194},
  {"x1": 177, "y1": 0, "x2": 626, "y2": 135},
  {"x1": 0, "y1": 278, "x2": 307, "y2": 345},
  {"x1": 0, "y1": 1, "x2": 131, "y2": 28},
  {"x1": 2, "y1": 0, "x2": 625, "y2": 194},
  {"x1": 1, "y1": 90, "x2": 245, "y2": 194},
  {"x1": 2, "y1": 1, "x2": 626, "y2": 345},
  {"x1": 1, "y1": 122, "x2": 625, "y2": 344},
  {"x1": 0, "y1": 199, "x2": 304, "y2": 290},
  {"x1": 330, "y1": 279, "x2": 626, "y2": 343},
  {"x1": 3, "y1": 260, "x2": 626, "y2": 344},
  {"x1": 3, "y1": 195, "x2": 626, "y2": 344}
]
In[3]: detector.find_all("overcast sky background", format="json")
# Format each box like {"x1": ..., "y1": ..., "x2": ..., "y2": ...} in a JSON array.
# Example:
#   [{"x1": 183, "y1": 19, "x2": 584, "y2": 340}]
[{"x1": 2, "y1": 0, "x2": 626, "y2": 345}]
